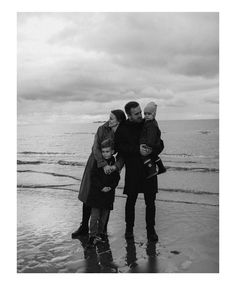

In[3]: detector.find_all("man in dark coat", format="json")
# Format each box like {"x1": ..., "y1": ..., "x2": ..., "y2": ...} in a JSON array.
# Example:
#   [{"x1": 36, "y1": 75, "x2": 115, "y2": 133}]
[{"x1": 115, "y1": 101, "x2": 159, "y2": 242}]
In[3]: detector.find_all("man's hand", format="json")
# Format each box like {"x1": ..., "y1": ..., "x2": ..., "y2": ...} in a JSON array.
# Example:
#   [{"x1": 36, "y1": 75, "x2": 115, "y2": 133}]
[
  {"x1": 101, "y1": 187, "x2": 111, "y2": 192},
  {"x1": 140, "y1": 144, "x2": 152, "y2": 156}
]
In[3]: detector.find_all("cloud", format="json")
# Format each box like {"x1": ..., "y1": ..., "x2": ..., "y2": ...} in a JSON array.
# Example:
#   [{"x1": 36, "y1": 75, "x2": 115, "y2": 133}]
[
  {"x1": 17, "y1": 12, "x2": 219, "y2": 123},
  {"x1": 50, "y1": 13, "x2": 218, "y2": 75},
  {"x1": 203, "y1": 91, "x2": 219, "y2": 104},
  {"x1": 140, "y1": 87, "x2": 174, "y2": 100},
  {"x1": 169, "y1": 55, "x2": 219, "y2": 78}
]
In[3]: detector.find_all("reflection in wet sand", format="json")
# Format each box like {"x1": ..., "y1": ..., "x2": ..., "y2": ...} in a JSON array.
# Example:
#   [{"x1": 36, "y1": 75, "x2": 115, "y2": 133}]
[
  {"x1": 125, "y1": 239, "x2": 160, "y2": 273},
  {"x1": 75, "y1": 236, "x2": 118, "y2": 273}
]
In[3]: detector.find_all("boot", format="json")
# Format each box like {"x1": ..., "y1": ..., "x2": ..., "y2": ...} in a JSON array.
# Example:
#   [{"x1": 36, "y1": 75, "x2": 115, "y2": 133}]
[
  {"x1": 144, "y1": 158, "x2": 158, "y2": 179},
  {"x1": 147, "y1": 227, "x2": 159, "y2": 242},
  {"x1": 71, "y1": 204, "x2": 91, "y2": 238},
  {"x1": 155, "y1": 157, "x2": 166, "y2": 175},
  {"x1": 71, "y1": 223, "x2": 89, "y2": 238}
]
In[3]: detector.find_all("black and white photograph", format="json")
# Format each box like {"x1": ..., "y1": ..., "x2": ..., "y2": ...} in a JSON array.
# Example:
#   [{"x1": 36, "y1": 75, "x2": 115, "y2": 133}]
[{"x1": 16, "y1": 12, "x2": 219, "y2": 274}]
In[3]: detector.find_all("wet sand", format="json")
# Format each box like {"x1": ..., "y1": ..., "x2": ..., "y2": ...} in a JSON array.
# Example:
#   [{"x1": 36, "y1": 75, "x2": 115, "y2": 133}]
[{"x1": 17, "y1": 187, "x2": 219, "y2": 273}]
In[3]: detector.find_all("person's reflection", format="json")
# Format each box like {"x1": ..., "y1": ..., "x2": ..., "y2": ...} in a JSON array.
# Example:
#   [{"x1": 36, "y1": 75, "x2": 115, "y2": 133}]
[
  {"x1": 96, "y1": 240, "x2": 118, "y2": 273},
  {"x1": 125, "y1": 239, "x2": 160, "y2": 273},
  {"x1": 125, "y1": 239, "x2": 138, "y2": 271},
  {"x1": 76, "y1": 236, "x2": 117, "y2": 273},
  {"x1": 145, "y1": 241, "x2": 160, "y2": 273}
]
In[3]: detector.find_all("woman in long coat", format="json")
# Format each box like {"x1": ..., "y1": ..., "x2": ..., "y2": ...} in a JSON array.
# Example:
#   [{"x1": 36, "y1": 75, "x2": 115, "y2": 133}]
[{"x1": 72, "y1": 109, "x2": 126, "y2": 238}]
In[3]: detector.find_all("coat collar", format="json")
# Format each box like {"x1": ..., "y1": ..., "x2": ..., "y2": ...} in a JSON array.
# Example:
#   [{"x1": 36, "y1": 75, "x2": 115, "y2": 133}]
[
  {"x1": 126, "y1": 119, "x2": 144, "y2": 127},
  {"x1": 103, "y1": 121, "x2": 110, "y2": 128}
]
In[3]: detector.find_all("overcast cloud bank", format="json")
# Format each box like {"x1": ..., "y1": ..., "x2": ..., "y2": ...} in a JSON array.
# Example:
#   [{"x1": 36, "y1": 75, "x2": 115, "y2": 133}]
[{"x1": 17, "y1": 12, "x2": 219, "y2": 124}]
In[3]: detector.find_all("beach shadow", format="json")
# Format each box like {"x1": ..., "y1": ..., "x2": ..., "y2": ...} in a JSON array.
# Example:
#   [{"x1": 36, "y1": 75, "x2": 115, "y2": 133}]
[{"x1": 76, "y1": 236, "x2": 118, "y2": 273}]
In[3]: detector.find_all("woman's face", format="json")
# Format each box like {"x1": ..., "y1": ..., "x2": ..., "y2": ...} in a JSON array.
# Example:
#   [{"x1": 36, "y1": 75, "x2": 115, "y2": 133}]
[{"x1": 108, "y1": 113, "x2": 119, "y2": 128}]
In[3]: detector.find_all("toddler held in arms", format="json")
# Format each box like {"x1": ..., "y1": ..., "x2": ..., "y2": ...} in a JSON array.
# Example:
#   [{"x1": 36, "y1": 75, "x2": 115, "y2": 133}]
[{"x1": 140, "y1": 102, "x2": 166, "y2": 179}]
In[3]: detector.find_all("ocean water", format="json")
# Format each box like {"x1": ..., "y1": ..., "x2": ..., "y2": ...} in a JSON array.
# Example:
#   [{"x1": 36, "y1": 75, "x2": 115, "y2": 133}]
[{"x1": 17, "y1": 119, "x2": 219, "y2": 204}]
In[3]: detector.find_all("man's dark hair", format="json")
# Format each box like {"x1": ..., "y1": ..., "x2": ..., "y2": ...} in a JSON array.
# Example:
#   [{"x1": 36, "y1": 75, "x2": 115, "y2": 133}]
[
  {"x1": 124, "y1": 101, "x2": 140, "y2": 115},
  {"x1": 101, "y1": 138, "x2": 114, "y2": 150}
]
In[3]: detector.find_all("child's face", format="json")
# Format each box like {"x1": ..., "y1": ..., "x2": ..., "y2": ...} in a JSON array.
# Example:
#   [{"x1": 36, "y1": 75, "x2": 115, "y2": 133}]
[
  {"x1": 101, "y1": 147, "x2": 114, "y2": 160},
  {"x1": 144, "y1": 111, "x2": 155, "y2": 121}
]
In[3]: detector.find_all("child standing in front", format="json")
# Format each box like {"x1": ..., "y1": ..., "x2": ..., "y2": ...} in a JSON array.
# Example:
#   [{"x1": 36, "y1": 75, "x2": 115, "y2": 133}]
[
  {"x1": 140, "y1": 101, "x2": 166, "y2": 179},
  {"x1": 85, "y1": 138, "x2": 120, "y2": 248}
]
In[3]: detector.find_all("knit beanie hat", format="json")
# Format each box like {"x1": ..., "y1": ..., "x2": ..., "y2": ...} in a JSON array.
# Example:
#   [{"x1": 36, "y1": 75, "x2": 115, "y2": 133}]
[
  {"x1": 111, "y1": 109, "x2": 126, "y2": 123},
  {"x1": 144, "y1": 102, "x2": 157, "y2": 115}
]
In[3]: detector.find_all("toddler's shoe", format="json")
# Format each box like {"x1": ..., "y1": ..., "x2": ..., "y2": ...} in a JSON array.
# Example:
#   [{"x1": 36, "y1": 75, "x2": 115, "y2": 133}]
[
  {"x1": 144, "y1": 159, "x2": 158, "y2": 179},
  {"x1": 155, "y1": 157, "x2": 166, "y2": 175}
]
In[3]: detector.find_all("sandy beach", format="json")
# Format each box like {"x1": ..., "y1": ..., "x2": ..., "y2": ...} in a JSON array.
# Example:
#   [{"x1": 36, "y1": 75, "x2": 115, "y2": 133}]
[{"x1": 17, "y1": 187, "x2": 219, "y2": 273}]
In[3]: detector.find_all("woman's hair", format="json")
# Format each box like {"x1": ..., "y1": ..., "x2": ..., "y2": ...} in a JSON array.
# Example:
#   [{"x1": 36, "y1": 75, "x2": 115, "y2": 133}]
[
  {"x1": 124, "y1": 101, "x2": 140, "y2": 115},
  {"x1": 111, "y1": 109, "x2": 126, "y2": 123},
  {"x1": 101, "y1": 138, "x2": 114, "y2": 150}
]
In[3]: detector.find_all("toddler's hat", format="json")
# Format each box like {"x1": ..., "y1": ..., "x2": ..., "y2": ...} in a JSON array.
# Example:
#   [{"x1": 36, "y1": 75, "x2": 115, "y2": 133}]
[{"x1": 144, "y1": 102, "x2": 157, "y2": 114}]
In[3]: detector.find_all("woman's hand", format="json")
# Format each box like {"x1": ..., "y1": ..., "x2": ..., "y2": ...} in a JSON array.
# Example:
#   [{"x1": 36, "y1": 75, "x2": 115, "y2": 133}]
[
  {"x1": 103, "y1": 165, "x2": 117, "y2": 174},
  {"x1": 103, "y1": 165, "x2": 112, "y2": 174}
]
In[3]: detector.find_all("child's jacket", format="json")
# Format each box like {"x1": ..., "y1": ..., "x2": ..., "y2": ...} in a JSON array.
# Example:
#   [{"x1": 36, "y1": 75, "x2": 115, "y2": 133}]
[{"x1": 86, "y1": 156, "x2": 120, "y2": 210}]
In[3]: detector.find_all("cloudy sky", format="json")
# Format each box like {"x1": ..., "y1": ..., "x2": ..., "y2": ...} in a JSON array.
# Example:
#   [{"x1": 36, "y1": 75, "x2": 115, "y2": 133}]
[{"x1": 17, "y1": 12, "x2": 219, "y2": 124}]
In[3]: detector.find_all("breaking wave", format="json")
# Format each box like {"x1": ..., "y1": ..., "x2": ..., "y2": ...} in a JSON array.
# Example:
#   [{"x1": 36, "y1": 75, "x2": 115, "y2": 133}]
[
  {"x1": 17, "y1": 160, "x2": 86, "y2": 167},
  {"x1": 166, "y1": 166, "x2": 219, "y2": 173},
  {"x1": 18, "y1": 151, "x2": 76, "y2": 155},
  {"x1": 17, "y1": 169, "x2": 80, "y2": 181}
]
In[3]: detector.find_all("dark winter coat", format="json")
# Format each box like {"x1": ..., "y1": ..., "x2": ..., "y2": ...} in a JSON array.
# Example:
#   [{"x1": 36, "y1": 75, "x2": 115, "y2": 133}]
[
  {"x1": 115, "y1": 119, "x2": 158, "y2": 195},
  {"x1": 86, "y1": 156, "x2": 120, "y2": 210}
]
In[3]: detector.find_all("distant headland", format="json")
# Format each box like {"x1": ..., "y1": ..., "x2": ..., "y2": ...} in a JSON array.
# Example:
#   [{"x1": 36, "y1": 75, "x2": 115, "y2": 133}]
[{"x1": 93, "y1": 121, "x2": 106, "y2": 124}]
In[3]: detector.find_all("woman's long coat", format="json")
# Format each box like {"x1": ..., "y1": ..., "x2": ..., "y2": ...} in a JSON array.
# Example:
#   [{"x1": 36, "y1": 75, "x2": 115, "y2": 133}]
[
  {"x1": 78, "y1": 122, "x2": 123, "y2": 203},
  {"x1": 78, "y1": 122, "x2": 114, "y2": 203},
  {"x1": 115, "y1": 119, "x2": 158, "y2": 195}
]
